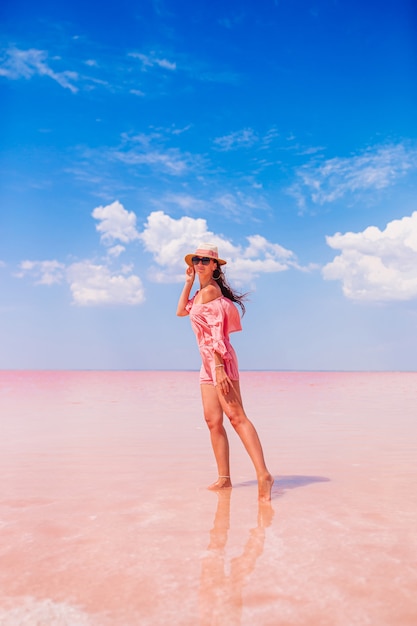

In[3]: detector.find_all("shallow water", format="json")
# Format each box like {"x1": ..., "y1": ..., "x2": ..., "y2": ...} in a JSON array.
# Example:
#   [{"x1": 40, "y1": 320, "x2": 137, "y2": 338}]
[{"x1": 0, "y1": 371, "x2": 416, "y2": 625}]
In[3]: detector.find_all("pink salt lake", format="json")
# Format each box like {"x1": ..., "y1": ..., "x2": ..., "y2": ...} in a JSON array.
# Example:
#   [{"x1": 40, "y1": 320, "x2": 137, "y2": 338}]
[{"x1": 0, "y1": 371, "x2": 416, "y2": 625}]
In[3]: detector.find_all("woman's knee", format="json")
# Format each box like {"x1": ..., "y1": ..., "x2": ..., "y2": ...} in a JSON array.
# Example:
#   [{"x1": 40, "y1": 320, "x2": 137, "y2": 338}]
[
  {"x1": 225, "y1": 407, "x2": 246, "y2": 430},
  {"x1": 204, "y1": 411, "x2": 223, "y2": 431}
]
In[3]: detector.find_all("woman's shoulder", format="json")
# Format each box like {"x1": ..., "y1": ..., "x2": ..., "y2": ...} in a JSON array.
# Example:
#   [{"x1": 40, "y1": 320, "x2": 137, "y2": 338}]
[
  {"x1": 206, "y1": 295, "x2": 241, "y2": 318},
  {"x1": 198, "y1": 284, "x2": 222, "y2": 304}
]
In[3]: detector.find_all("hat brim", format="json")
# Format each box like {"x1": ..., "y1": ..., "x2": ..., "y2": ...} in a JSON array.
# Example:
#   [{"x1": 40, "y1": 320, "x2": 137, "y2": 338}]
[{"x1": 184, "y1": 254, "x2": 227, "y2": 267}]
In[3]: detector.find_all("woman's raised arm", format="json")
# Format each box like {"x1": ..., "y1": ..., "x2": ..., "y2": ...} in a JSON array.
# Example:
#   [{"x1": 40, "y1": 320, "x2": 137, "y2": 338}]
[{"x1": 176, "y1": 265, "x2": 195, "y2": 316}]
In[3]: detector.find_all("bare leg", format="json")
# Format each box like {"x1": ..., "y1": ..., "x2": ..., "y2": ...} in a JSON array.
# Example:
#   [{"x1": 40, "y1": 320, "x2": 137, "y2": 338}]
[
  {"x1": 217, "y1": 381, "x2": 274, "y2": 502},
  {"x1": 201, "y1": 384, "x2": 232, "y2": 490}
]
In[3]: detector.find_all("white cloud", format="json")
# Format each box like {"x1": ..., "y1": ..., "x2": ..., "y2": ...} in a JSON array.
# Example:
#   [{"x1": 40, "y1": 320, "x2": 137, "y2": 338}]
[
  {"x1": 291, "y1": 143, "x2": 417, "y2": 208},
  {"x1": 243, "y1": 234, "x2": 294, "y2": 260},
  {"x1": 130, "y1": 88, "x2": 145, "y2": 97},
  {"x1": 16, "y1": 255, "x2": 144, "y2": 307},
  {"x1": 160, "y1": 193, "x2": 210, "y2": 213},
  {"x1": 14, "y1": 202, "x2": 145, "y2": 306},
  {"x1": 139, "y1": 211, "x2": 210, "y2": 281},
  {"x1": 213, "y1": 126, "x2": 281, "y2": 152},
  {"x1": 323, "y1": 210, "x2": 417, "y2": 301},
  {"x1": 215, "y1": 194, "x2": 241, "y2": 216},
  {"x1": 231, "y1": 234, "x2": 298, "y2": 279},
  {"x1": 16, "y1": 260, "x2": 65, "y2": 285},
  {"x1": 109, "y1": 133, "x2": 197, "y2": 176},
  {"x1": 112, "y1": 147, "x2": 190, "y2": 174},
  {"x1": 107, "y1": 245, "x2": 126, "y2": 257},
  {"x1": 152, "y1": 190, "x2": 269, "y2": 220},
  {"x1": 67, "y1": 261, "x2": 145, "y2": 306},
  {"x1": 92, "y1": 201, "x2": 140, "y2": 244},
  {"x1": 215, "y1": 191, "x2": 270, "y2": 218},
  {"x1": 170, "y1": 124, "x2": 192, "y2": 135},
  {"x1": 138, "y1": 210, "x2": 301, "y2": 284},
  {"x1": 129, "y1": 52, "x2": 177, "y2": 71},
  {"x1": 261, "y1": 127, "x2": 280, "y2": 148},
  {"x1": 0, "y1": 48, "x2": 79, "y2": 93},
  {"x1": 78, "y1": 131, "x2": 204, "y2": 184},
  {"x1": 214, "y1": 128, "x2": 258, "y2": 151}
]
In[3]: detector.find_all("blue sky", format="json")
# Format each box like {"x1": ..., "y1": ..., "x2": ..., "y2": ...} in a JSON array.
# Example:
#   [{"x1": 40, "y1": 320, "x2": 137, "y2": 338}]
[{"x1": 1, "y1": 0, "x2": 417, "y2": 370}]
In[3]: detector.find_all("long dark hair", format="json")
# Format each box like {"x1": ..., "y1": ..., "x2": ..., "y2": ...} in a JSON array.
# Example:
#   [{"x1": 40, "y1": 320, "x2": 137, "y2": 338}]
[{"x1": 214, "y1": 262, "x2": 247, "y2": 315}]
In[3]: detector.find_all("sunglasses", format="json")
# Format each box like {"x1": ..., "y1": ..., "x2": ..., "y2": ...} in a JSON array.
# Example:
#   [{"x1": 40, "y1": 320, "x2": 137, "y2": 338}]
[{"x1": 191, "y1": 256, "x2": 213, "y2": 266}]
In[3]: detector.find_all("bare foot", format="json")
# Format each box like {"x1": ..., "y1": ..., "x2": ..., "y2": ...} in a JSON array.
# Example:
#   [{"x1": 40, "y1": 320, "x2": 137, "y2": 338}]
[
  {"x1": 258, "y1": 473, "x2": 274, "y2": 502},
  {"x1": 207, "y1": 476, "x2": 232, "y2": 491}
]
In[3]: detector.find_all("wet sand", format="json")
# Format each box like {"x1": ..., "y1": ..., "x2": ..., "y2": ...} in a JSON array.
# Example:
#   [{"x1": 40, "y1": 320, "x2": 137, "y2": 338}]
[{"x1": 0, "y1": 370, "x2": 416, "y2": 625}]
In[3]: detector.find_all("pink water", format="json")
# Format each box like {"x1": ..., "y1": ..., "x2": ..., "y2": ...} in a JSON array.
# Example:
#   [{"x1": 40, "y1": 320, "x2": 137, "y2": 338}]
[{"x1": 0, "y1": 371, "x2": 416, "y2": 625}]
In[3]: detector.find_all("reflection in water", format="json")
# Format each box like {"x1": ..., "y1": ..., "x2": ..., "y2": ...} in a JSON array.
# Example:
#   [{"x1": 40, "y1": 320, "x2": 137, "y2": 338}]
[{"x1": 199, "y1": 490, "x2": 274, "y2": 625}]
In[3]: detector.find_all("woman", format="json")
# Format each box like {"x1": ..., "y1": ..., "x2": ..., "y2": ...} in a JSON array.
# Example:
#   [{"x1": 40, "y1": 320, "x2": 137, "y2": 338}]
[{"x1": 176, "y1": 243, "x2": 274, "y2": 502}]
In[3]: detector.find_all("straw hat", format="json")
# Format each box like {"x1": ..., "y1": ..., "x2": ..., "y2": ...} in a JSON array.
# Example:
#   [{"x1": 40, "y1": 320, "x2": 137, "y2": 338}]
[{"x1": 184, "y1": 243, "x2": 227, "y2": 267}]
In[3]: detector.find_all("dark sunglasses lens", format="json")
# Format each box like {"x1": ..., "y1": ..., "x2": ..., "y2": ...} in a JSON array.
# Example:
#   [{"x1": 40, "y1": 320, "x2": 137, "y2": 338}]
[{"x1": 192, "y1": 256, "x2": 211, "y2": 265}]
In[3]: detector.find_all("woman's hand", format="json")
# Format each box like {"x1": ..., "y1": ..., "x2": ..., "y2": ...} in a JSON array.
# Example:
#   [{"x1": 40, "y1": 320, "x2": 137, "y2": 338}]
[
  {"x1": 216, "y1": 365, "x2": 231, "y2": 395},
  {"x1": 176, "y1": 265, "x2": 195, "y2": 316},
  {"x1": 185, "y1": 265, "x2": 195, "y2": 285}
]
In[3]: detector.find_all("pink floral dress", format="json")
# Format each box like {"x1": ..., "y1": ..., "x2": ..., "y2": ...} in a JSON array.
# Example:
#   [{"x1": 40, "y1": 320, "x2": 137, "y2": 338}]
[{"x1": 186, "y1": 294, "x2": 242, "y2": 385}]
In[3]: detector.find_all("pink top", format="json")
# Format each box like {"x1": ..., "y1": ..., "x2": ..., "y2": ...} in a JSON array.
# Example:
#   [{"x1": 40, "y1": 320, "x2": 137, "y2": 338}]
[{"x1": 186, "y1": 294, "x2": 242, "y2": 384}]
